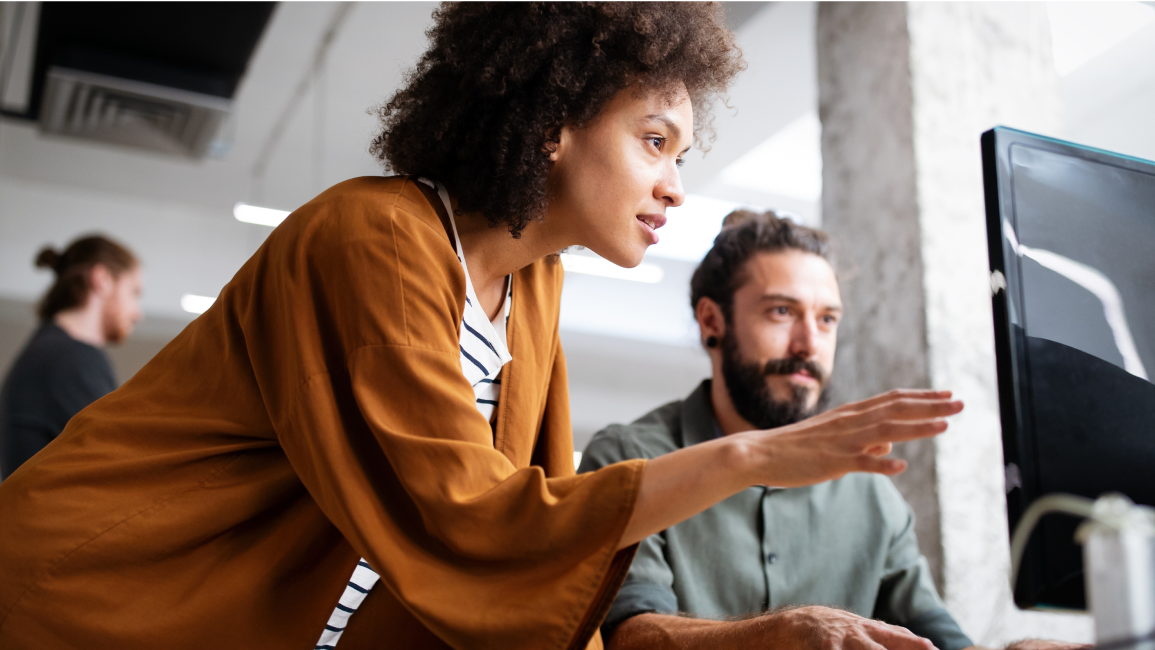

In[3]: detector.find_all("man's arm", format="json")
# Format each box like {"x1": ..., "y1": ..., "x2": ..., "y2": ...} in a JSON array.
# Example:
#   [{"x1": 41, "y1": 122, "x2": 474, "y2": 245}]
[
  {"x1": 872, "y1": 479, "x2": 974, "y2": 650},
  {"x1": 607, "y1": 606, "x2": 937, "y2": 650}
]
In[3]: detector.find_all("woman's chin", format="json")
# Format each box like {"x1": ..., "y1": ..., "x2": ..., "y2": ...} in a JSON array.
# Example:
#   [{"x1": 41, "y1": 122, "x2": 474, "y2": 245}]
[{"x1": 593, "y1": 245, "x2": 647, "y2": 270}]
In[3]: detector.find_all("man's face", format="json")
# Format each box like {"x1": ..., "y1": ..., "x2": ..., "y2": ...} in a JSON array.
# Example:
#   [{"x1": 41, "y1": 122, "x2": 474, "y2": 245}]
[
  {"x1": 720, "y1": 250, "x2": 842, "y2": 429},
  {"x1": 101, "y1": 266, "x2": 143, "y2": 344}
]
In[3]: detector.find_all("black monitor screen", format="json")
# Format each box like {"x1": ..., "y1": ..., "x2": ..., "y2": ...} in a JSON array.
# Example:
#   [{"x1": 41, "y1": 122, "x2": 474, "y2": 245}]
[{"x1": 982, "y1": 127, "x2": 1155, "y2": 611}]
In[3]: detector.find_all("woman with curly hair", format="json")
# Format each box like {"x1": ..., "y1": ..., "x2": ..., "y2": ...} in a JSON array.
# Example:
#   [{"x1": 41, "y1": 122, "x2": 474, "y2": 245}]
[{"x1": 0, "y1": 4, "x2": 960, "y2": 649}]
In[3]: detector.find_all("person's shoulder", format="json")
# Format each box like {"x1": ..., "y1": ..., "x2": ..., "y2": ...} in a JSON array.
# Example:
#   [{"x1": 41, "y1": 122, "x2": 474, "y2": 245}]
[
  {"x1": 287, "y1": 176, "x2": 447, "y2": 247},
  {"x1": 49, "y1": 339, "x2": 113, "y2": 383},
  {"x1": 18, "y1": 325, "x2": 100, "y2": 370},
  {"x1": 275, "y1": 177, "x2": 459, "y2": 282},
  {"x1": 6, "y1": 327, "x2": 116, "y2": 398},
  {"x1": 581, "y1": 399, "x2": 684, "y2": 469}
]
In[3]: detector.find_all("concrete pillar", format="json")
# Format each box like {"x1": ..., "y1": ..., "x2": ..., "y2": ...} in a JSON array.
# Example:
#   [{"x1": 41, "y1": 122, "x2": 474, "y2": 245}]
[{"x1": 817, "y1": 3, "x2": 1092, "y2": 644}]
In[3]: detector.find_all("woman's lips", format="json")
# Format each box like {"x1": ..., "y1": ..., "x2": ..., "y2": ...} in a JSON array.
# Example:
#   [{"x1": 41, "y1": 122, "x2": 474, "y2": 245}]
[{"x1": 636, "y1": 213, "x2": 667, "y2": 245}]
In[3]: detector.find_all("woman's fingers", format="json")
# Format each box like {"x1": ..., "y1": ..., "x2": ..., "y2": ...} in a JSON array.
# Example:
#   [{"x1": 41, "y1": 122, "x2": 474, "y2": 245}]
[
  {"x1": 852, "y1": 397, "x2": 963, "y2": 427},
  {"x1": 855, "y1": 455, "x2": 907, "y2": 475},
  {"x1": 860, "y1": 419, "x2": 950, "y2": 446},
  {"x1": 863, "y1": 442, "x2": 893, "y2": 457},
  {"x1": 839, "y1": 389, "x2": 953, "y2": 414}
]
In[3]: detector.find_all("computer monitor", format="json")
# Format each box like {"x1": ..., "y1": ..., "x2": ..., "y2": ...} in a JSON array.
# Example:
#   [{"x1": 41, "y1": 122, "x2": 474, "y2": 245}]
[{"x1": 981, "y1": 127, "x2": 1155, "y2": 611}]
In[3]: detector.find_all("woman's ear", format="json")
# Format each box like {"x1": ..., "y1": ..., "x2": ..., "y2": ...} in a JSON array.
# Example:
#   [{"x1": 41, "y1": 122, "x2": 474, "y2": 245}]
[{"x1": 547, "y1": 125, "x2": 572, "y2": 163}]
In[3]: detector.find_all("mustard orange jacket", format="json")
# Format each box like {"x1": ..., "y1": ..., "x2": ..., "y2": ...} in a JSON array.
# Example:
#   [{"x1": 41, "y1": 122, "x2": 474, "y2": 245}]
[{"x1": 0, "y1": 177, "x2": 644, "y2": 650}]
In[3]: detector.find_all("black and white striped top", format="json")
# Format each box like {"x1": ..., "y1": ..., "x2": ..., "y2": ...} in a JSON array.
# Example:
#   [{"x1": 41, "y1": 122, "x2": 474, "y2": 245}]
[{"x1": 314, "y1": 179, "x2": 512, "y2": 649}]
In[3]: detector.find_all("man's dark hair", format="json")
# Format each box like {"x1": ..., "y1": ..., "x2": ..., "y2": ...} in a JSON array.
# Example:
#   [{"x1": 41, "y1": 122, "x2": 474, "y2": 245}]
[
  {"x1": 690, "y1": 209, "x2": 833, "y2": 324},
  {"x1": 35, "y1": 235, "x2": 138, "y2": 321},
  {"x1": 372, "y1": 2, "x2": 744, "y2": 237}
]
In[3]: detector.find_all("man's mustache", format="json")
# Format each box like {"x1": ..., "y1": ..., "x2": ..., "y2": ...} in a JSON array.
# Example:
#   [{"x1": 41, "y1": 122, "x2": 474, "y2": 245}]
[{"x1": 762, "y1": 357, "x2": 826, "y2": 385}]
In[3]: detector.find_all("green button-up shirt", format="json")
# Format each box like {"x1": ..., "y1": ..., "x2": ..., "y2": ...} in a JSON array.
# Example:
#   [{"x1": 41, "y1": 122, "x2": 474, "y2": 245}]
[{"x1": 579, "y1": 381, "x2": 972, "y2": 650}]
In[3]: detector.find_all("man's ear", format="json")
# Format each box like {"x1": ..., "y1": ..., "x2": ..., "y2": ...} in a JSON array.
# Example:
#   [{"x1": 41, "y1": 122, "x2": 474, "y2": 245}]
[
  {"x1": 695, "y1": 297, "x2": 726, "y2": 348},
  {"x1": 88, "y1": 264, "x2": 115, "y2": 298}
]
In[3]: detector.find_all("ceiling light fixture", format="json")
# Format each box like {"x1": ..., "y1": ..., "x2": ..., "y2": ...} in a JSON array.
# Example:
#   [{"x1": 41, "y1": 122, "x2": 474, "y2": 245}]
[
  {"x1": 181, "y1": 294, "x2": 216, "y2": 314},
  {"x1": 234, "y1": 202, "x2": 290, "y2": 227},
  {"x1": 560, "y1": 253, "x2": 664, "y2": 284}
]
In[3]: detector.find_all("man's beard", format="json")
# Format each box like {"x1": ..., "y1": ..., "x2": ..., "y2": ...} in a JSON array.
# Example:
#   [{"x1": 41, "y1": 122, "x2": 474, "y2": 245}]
[
  {"x1": 720, "y1": 332, "x2": 830, "y2": 430},
  {"x1": 101, "y1": 304, "x2": 128, "y2": 345}
]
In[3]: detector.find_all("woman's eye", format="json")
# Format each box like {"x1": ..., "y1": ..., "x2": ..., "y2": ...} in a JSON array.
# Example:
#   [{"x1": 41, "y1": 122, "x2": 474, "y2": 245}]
[
  {"x1": 676, "y1": 158, "x2": 685, "y2": 168},
  {"x1": 648, "y1": 136, "x2": 665, "y2": 151}
]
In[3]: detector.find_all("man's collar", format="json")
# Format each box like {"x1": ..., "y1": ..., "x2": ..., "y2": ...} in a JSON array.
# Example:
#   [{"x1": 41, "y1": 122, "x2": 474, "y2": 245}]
[
  {"x1": 681, "y1": 379, "x2": 788, "y2": 491},
  {"x1": 680, "y1": 379, "x2": 723, "y2": 448}
]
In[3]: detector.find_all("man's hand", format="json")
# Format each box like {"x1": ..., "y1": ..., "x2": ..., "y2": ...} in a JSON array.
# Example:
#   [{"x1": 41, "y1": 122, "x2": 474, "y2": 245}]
[
  {"x1": 1002, "y1": 641, "x2": 1093, "y2": 650},
  {"x1": 775, "y1": 606, "x2": 936, "y2": 650},
  {"x1": 607, "y1": 605, "x2": 936, "y2": 650}
]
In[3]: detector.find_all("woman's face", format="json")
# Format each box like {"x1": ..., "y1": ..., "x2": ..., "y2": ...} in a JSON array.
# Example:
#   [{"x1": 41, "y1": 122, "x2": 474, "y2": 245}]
[{"x1": 546, "y1": 84, "x2": 692, "y2": 268}]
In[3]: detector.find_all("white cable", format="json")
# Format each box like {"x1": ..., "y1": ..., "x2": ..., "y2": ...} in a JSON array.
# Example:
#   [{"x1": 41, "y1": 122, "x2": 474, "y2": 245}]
[{"x1": 1009, "y1": 493, "x2": 1097, "y2": 593}]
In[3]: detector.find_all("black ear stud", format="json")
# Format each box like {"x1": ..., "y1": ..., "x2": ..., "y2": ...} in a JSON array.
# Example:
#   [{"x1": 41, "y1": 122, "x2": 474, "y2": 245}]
[{"x1": 705, "y1": 336, "x2": 718, "y2": 348}]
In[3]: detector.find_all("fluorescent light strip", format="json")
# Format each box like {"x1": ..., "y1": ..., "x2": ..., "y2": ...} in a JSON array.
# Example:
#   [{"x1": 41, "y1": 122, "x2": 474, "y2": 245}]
[
  {"x1": 181, "y1": 294, "x2": 216, "y2": 314},
  {"x1": 234, "y1": 202, "x2": 290, "y2": 227},
  {"x1": 560, "y1": 253, "x2": 663, "y2": 284}
]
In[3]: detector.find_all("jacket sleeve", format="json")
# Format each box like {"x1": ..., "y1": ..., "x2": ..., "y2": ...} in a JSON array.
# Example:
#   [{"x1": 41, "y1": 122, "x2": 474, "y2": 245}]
[
  {"x1": 244, "y1": 183, "x2": 645, "y2": 650},
  {"x1": 580, "y1": 433, "x2": 679, "y2": 639},
  {"x1": 873, "y1": 481, "x2": 973, "y2": 650}
]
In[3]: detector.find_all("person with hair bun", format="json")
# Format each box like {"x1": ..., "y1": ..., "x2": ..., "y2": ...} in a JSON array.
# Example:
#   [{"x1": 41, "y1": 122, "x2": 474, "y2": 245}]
[
  {"x1": 0, "y1": 235, "x2": 141, "y2": 479},
  {"x1": 0, "y1": 5, "x2": 959, "y2": 650}
]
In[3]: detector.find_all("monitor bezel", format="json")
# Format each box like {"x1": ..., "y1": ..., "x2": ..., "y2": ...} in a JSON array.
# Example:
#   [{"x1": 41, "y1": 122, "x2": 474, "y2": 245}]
[{"x1": 981, "y1": 126, "x2": 1155, "y2": 610}]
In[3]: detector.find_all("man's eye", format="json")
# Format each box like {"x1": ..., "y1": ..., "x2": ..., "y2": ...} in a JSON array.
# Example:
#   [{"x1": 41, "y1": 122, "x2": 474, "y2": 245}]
[{"x1": 770, "y1": 306, "x2": 790, "y2": 316}]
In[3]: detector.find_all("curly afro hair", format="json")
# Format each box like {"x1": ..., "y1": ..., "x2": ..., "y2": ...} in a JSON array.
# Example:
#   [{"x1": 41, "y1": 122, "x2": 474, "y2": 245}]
[{"x1": 371, "y1": 2, "x2": 745, "y2": 238}]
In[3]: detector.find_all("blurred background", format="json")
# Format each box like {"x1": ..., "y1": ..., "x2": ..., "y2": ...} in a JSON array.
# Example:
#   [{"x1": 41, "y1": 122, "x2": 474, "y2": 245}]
[{"x1": 1, "y1": 2, "x2": 1152, "y2": 644}]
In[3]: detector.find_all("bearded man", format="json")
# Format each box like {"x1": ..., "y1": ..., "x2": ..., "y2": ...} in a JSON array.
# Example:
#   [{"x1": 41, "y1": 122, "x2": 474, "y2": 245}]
[{"x1": 580, "y1": 210, "x2": 974, "y2": 650}]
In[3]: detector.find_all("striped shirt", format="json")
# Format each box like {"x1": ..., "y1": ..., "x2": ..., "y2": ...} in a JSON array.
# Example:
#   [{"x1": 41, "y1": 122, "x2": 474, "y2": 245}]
[{"x1": 314, "y1": 179, "x2": 511, "y2": 649}]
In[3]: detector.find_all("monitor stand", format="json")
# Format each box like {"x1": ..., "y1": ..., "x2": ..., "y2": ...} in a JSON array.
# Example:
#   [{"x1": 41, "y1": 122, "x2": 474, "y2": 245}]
[{"x1": 1078, "y1": 494, "x2": 1155, "y2": 650}]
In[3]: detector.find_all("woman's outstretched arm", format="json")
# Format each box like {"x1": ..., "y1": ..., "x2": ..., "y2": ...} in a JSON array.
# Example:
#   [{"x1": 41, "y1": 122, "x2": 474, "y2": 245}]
[{"x1": 617, "y1": 389, "x2": 963, "y2": 549}]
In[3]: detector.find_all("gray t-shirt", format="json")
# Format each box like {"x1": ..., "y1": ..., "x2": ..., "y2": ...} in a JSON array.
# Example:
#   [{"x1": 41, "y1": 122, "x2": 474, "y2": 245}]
[
  {"x1": 0, "y1": 324, "x2": 117, "y2": 479},
  {"x1": 579, "y1": 380, "x2": 973, "y2": 650}
]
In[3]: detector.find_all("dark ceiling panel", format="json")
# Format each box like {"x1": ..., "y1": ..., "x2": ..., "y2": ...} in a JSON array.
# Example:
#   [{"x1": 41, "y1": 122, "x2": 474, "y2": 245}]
[{"x1": 27, "y1": 2, "x2": 276, "y2": 119}]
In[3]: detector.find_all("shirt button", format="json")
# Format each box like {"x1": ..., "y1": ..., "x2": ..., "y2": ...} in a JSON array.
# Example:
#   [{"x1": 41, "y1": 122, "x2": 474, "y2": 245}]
[{"x1": 767, "y1": 553, "x2": 777, "y2": 564}]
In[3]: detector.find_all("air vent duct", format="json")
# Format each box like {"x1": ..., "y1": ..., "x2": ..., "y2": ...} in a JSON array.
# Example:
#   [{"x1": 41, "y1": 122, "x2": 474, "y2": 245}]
[{"x1": 39, "y1": 66, "x2": 231, "y2": 159}]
